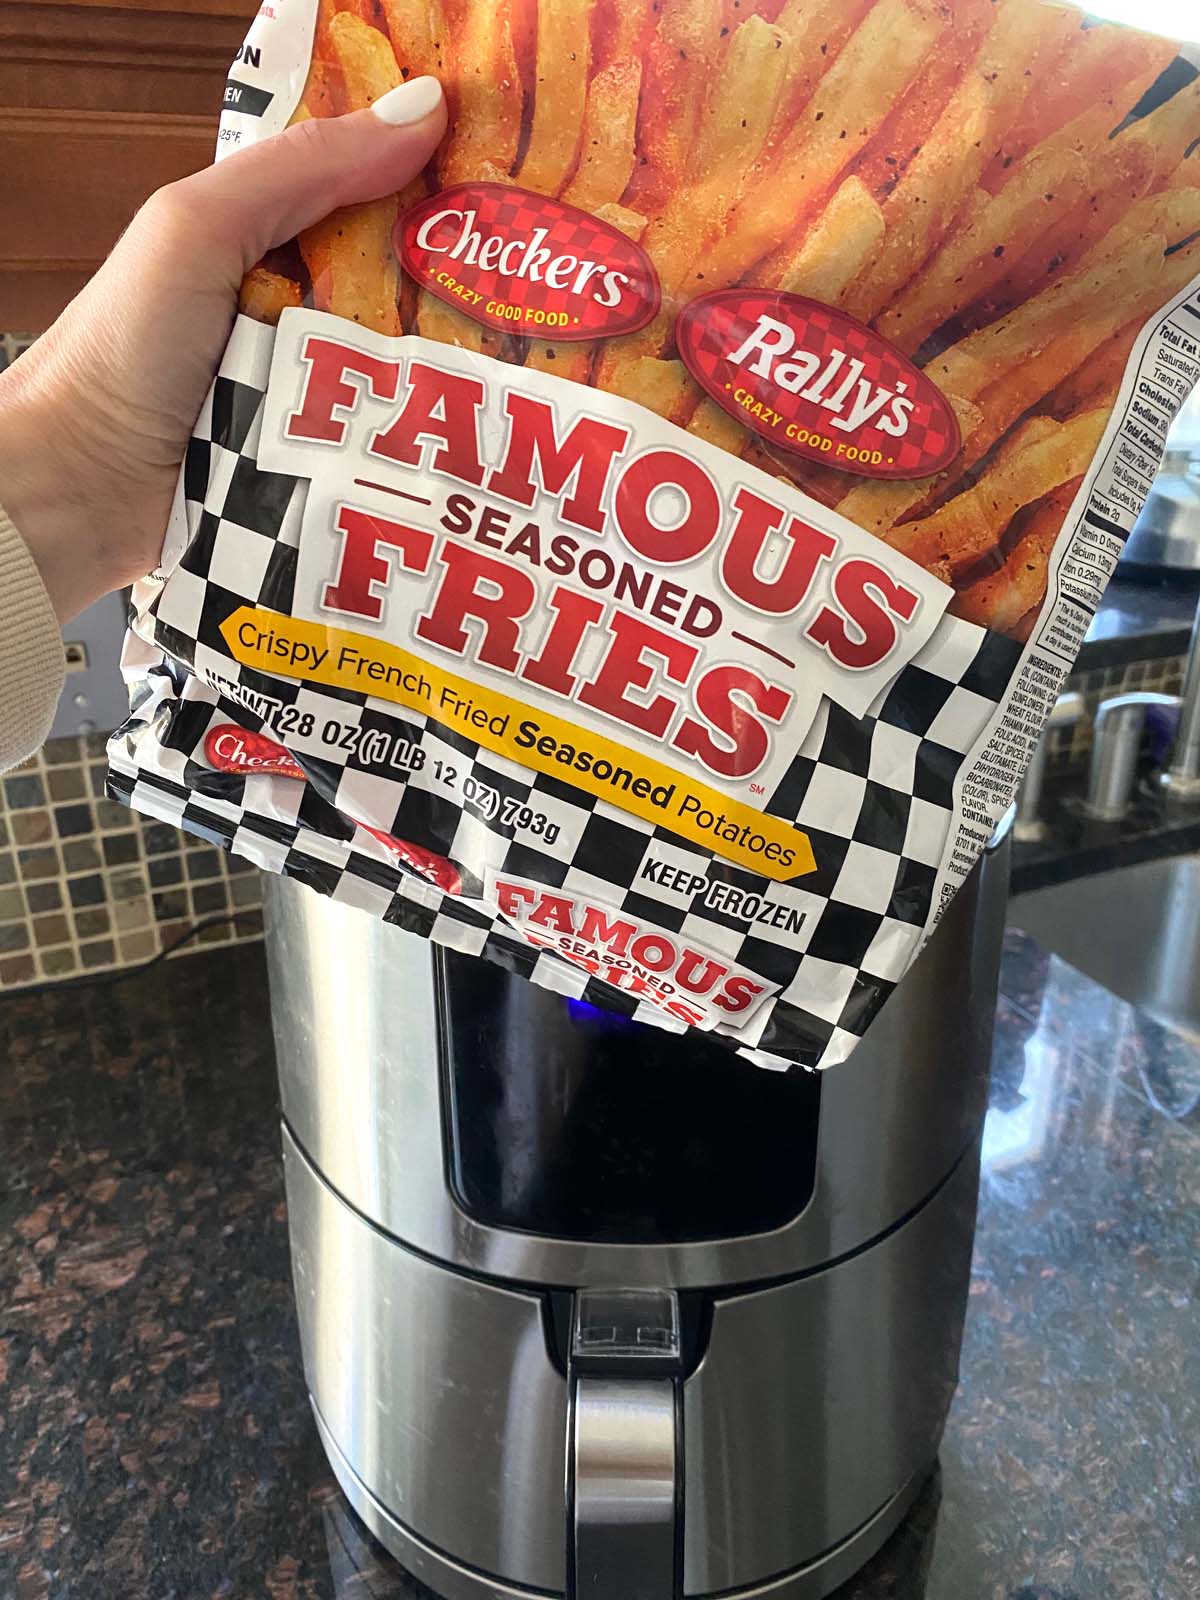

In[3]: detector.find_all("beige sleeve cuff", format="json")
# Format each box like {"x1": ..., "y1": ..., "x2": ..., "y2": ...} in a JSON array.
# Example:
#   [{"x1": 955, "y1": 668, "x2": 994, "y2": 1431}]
[{"x1": 0, "y1": 501, "x2": 65, "y2": 772}]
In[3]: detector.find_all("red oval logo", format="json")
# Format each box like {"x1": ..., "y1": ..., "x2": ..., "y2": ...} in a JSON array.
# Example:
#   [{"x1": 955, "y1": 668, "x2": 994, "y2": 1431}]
[
  {"x1": 205, "y1": 725, "x2": 306, "y2": 780},
  {"x1": 398, "y1": 183, "x2": 660, "y2": 343},
  {"x1": 358, "y1": 822, "x2": 462, "y2": 897},
  {"x1": 676, "y1": 290, "x2": 961, "y2": 481}
]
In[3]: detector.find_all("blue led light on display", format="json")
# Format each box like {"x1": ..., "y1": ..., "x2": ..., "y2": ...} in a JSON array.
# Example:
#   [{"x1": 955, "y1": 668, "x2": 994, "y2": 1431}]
[{"x1": 566, "y1": 997, "x2": 634, "y2": 1029}]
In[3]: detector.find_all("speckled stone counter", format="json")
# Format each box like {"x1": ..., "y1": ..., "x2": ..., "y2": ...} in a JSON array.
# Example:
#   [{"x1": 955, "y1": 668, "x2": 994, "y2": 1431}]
[{"x1": 1, "y1": 934, "x2": 1197, "y2": 1600}]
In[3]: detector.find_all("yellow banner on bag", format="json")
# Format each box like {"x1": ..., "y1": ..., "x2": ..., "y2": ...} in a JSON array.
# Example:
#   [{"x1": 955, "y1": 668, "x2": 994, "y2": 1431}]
[{"x1": 219, "y1": 606, "x2": 815, "y2": 881}]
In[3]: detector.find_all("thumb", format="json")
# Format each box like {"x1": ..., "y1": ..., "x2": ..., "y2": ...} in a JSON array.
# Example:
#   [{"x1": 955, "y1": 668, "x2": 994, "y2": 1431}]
[{"x1": 179, "y1": 78, "x2": 448, "y2": 279}]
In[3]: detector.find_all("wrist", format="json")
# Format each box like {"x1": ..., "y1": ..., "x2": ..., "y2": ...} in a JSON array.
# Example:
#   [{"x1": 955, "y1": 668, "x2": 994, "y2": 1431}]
[{"x1": 0, "y1": 346, "x2": 138, "y2": 623}]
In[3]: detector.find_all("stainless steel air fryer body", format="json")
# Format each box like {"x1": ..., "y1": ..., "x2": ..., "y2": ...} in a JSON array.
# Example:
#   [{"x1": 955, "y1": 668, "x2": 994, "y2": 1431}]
[{"x1": 265, "y1": 825, "x2": 1010, "y2": 1600}]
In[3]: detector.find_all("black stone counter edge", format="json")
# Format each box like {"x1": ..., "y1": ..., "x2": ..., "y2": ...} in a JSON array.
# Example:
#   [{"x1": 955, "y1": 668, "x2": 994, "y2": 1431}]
[{"x1": 1010, "y1": 784, "x2": 1200, "y2": 894}]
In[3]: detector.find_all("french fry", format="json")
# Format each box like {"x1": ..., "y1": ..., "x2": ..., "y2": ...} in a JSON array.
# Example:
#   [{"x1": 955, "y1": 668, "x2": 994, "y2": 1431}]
[
  {"x1": 949, "y1": 478, "x2": 1082, "y2": 633},
  {"x1": 917, "y1": 191, "x2": 1198, "y2": 424},
  {"x1": 417, "y1": 295, "x2": 508, "y2": 358},
  {"x1": 516, "y1": 0, "x2": 593, "y2": 196},
  {"x1": 839, "y1": 0, "x2": 1079, "y2": 326},
  {"x1": 523, "y1": 343, "x2": 593, "y2": 384},
  {"x1": 302, "y1": 203, "x2": 402, "y2": 335},
  {"x1": 834, "y1": 397, "x2": 984, "y2": 538},
  {"x1": 421, "y1": 4, "x2": 521, "y2": 345},
  {"x1": 331, "y1": 0, "x2": 375, "y2": 27},
  {"x1": 599, "y1": 0, "x2": 649, "y2": 64},
  {"x1": 965, "y1": 196, "x2": 1200, "y2": 451},
  {"x1": 771, "y1": 0, "x2": 873, "y2": 128},
  {"x1": 561, "y1": 59, "x2": 642, "y2": 211},
  {"x1": 849, "y1": 0, "x2": 994, "y2": 202},
  {"x1": 642, "y1": 15, "x2": 790, "y2": 301},
  {"x1": 1134, "y1": 77, "x2": 1200, "y2": 188},
  {"x1": 981, "y1": 20, "x2": 1175, "y2": 190},
  {"x1": 630, "y1": 0, "x2": 732, "y2": 213},
  {"x1": 617, "y1": 358, "x2": 696, "y2": 425},
  {"x1": 770, "y1": 176, "x2": 885, "y2": 302},
  {"x1": 890, "y1": 411, "x2": 1106, "y2": 579},
  {"x1": 687, "y1": 399, "x2": 747, "y2": 455},
  {"x1": 1044, "y1": 321, "x2": 1143, "y2": 422},
  {"x1": 326, "y1": 10, "x2": 404, "y2": 104},
  {"x1": 289, "y1": 57, "x2": 338, "y2": 123},
  {"x1": 594, "y1": 200, "x2": 647, "y2": 237},
  {"x1": 238, "y1": 267, "x2": 303, "y2": 326},
  {"x1": 378, "y1": 0, "x2": 449, "y2": 307},
  {"x1": 877, "y1": 101, "x2": 1159, "y2": 354},
  {"x1": 440, "y1": 0, "x2": 522, "y2": 185},
  {"x1": 960, "y1": 86, "x2": 1200, "y2": 332},
  {"x1": 685, "y1": 0, "x2": 944, "y2": 299},
  {"x1": 834, "y1": 222, "x2": 1173, "y2": 536},
  {"x1": 299, "y1": 14, "x2": 405, "y2": 336},
  {"x1": 557, "y1": 0, "x2": 650, "y2": 213},
  {"x1": 378, "y1": 0, "x2": 449, "y2": 79},
  {"x1": 591, "y1": 15, "x2": 791, "y2": 393},
  {"x1": 312, "y1": 0, "x2": 384, "y2": 106}
]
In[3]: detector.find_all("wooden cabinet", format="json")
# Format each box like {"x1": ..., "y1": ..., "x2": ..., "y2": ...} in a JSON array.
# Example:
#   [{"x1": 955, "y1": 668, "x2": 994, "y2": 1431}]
[{"x1": 0, "y1": 0, "x2": 254, "y2": 331}]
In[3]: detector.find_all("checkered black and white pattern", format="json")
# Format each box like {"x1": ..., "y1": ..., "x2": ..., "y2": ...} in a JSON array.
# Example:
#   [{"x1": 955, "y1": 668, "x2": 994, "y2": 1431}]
[{"x1": 109, "y1": 313, "x2": 1022, "y2": 1072}]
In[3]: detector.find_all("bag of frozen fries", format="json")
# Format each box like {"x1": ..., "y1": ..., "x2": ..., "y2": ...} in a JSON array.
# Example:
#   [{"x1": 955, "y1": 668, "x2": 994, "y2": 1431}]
[{"x1": 111, "y1": 0, "x2": 1200, "y2": 1069}]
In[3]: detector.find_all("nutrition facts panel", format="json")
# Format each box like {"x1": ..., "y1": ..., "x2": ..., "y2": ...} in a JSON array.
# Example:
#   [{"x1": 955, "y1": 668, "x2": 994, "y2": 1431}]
[
  {"x1": 934, "y1": 285, "x2": 1200, "y2": 915},
  {"x1": 1039, "y1": 294, "x2": 1200, "y2": 666}
]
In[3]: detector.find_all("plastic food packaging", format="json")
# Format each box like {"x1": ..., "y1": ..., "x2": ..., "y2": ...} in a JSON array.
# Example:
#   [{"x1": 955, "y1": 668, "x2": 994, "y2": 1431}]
[{"x1": 111, "y1": 0, "x2": 1200, "y2": 1070}]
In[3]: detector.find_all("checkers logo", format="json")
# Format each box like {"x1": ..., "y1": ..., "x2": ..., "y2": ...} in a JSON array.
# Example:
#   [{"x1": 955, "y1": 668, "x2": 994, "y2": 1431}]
[
  {"x1": 398, "y1": 182, "x2": 661, "y2": 342},
  {"x1": 205, "y1": 725, "x2": 305, "y2": 779},
  {"x1": 677, "y1": 290, "x2": 961, "y2": 481}
]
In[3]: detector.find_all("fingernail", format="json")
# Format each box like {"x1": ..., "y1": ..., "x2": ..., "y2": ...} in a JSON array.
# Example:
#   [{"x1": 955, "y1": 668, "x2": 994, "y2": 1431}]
[{"x1": 371, "y1": 77, "x2": 444, "y2": 127}]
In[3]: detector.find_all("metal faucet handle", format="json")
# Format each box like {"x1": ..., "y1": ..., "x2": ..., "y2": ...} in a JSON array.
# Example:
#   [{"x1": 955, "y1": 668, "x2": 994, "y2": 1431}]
[
  {"x1": 1084, "y1": 691, "x2": 1181, "y2": 821},
  {"x1": 1047, "y1": 690, "x2": 1087, "y2": 727},
  {"x1": 1160, "y1": 586, "x2": 1200, "y2": 802}
]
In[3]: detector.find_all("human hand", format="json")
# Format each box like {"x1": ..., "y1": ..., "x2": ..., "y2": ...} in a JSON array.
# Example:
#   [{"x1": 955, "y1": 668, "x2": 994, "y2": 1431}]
[{"x1": 0, "y1": 76, "x2": 446, "y2": 623}]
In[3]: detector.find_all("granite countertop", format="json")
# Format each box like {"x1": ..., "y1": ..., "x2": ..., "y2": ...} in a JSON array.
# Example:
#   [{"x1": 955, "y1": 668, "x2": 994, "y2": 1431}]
[{"x1": 1, "y1": 935, "x2": 1197, "y2": 1600}]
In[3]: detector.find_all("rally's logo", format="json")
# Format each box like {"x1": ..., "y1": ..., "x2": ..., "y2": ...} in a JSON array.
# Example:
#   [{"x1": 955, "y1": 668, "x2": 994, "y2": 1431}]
[
  {"x1": 398, "y1": 182, "x2": 661, "y2": 342},
  {"x1": 677, "y1": 290, "x2": 961, "y2": 480}
]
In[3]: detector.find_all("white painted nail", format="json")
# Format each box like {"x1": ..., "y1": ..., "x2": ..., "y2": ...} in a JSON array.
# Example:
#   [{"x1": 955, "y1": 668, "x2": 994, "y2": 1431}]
[{"x1": 371, "y1": 77, "x2": 444, "y2": 127}]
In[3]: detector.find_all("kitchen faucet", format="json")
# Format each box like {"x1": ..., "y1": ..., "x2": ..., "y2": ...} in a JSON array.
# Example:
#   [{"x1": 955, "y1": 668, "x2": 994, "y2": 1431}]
[{"x1": 1084, "y1": 590, "x2": 1200, "y2": 820}]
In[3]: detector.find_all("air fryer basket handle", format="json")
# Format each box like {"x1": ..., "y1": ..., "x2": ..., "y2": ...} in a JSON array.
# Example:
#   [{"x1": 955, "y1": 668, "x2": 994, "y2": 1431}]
[
  {"x1": 568, "y1": 1289, "x2": 682, "y2": 1599},
  {"x1": 571, "y1": 1376, "x2": 678, "y2": 1600}
]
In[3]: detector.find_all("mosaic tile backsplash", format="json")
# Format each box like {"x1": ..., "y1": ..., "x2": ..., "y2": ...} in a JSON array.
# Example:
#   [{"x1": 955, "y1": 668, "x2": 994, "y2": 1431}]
[
  {"x1": 1044, "y1": 653, "x2": 1187, "y2": 767},
  {"x1": 0, "y1": 734, "x2": 263, "y2": 991}
]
